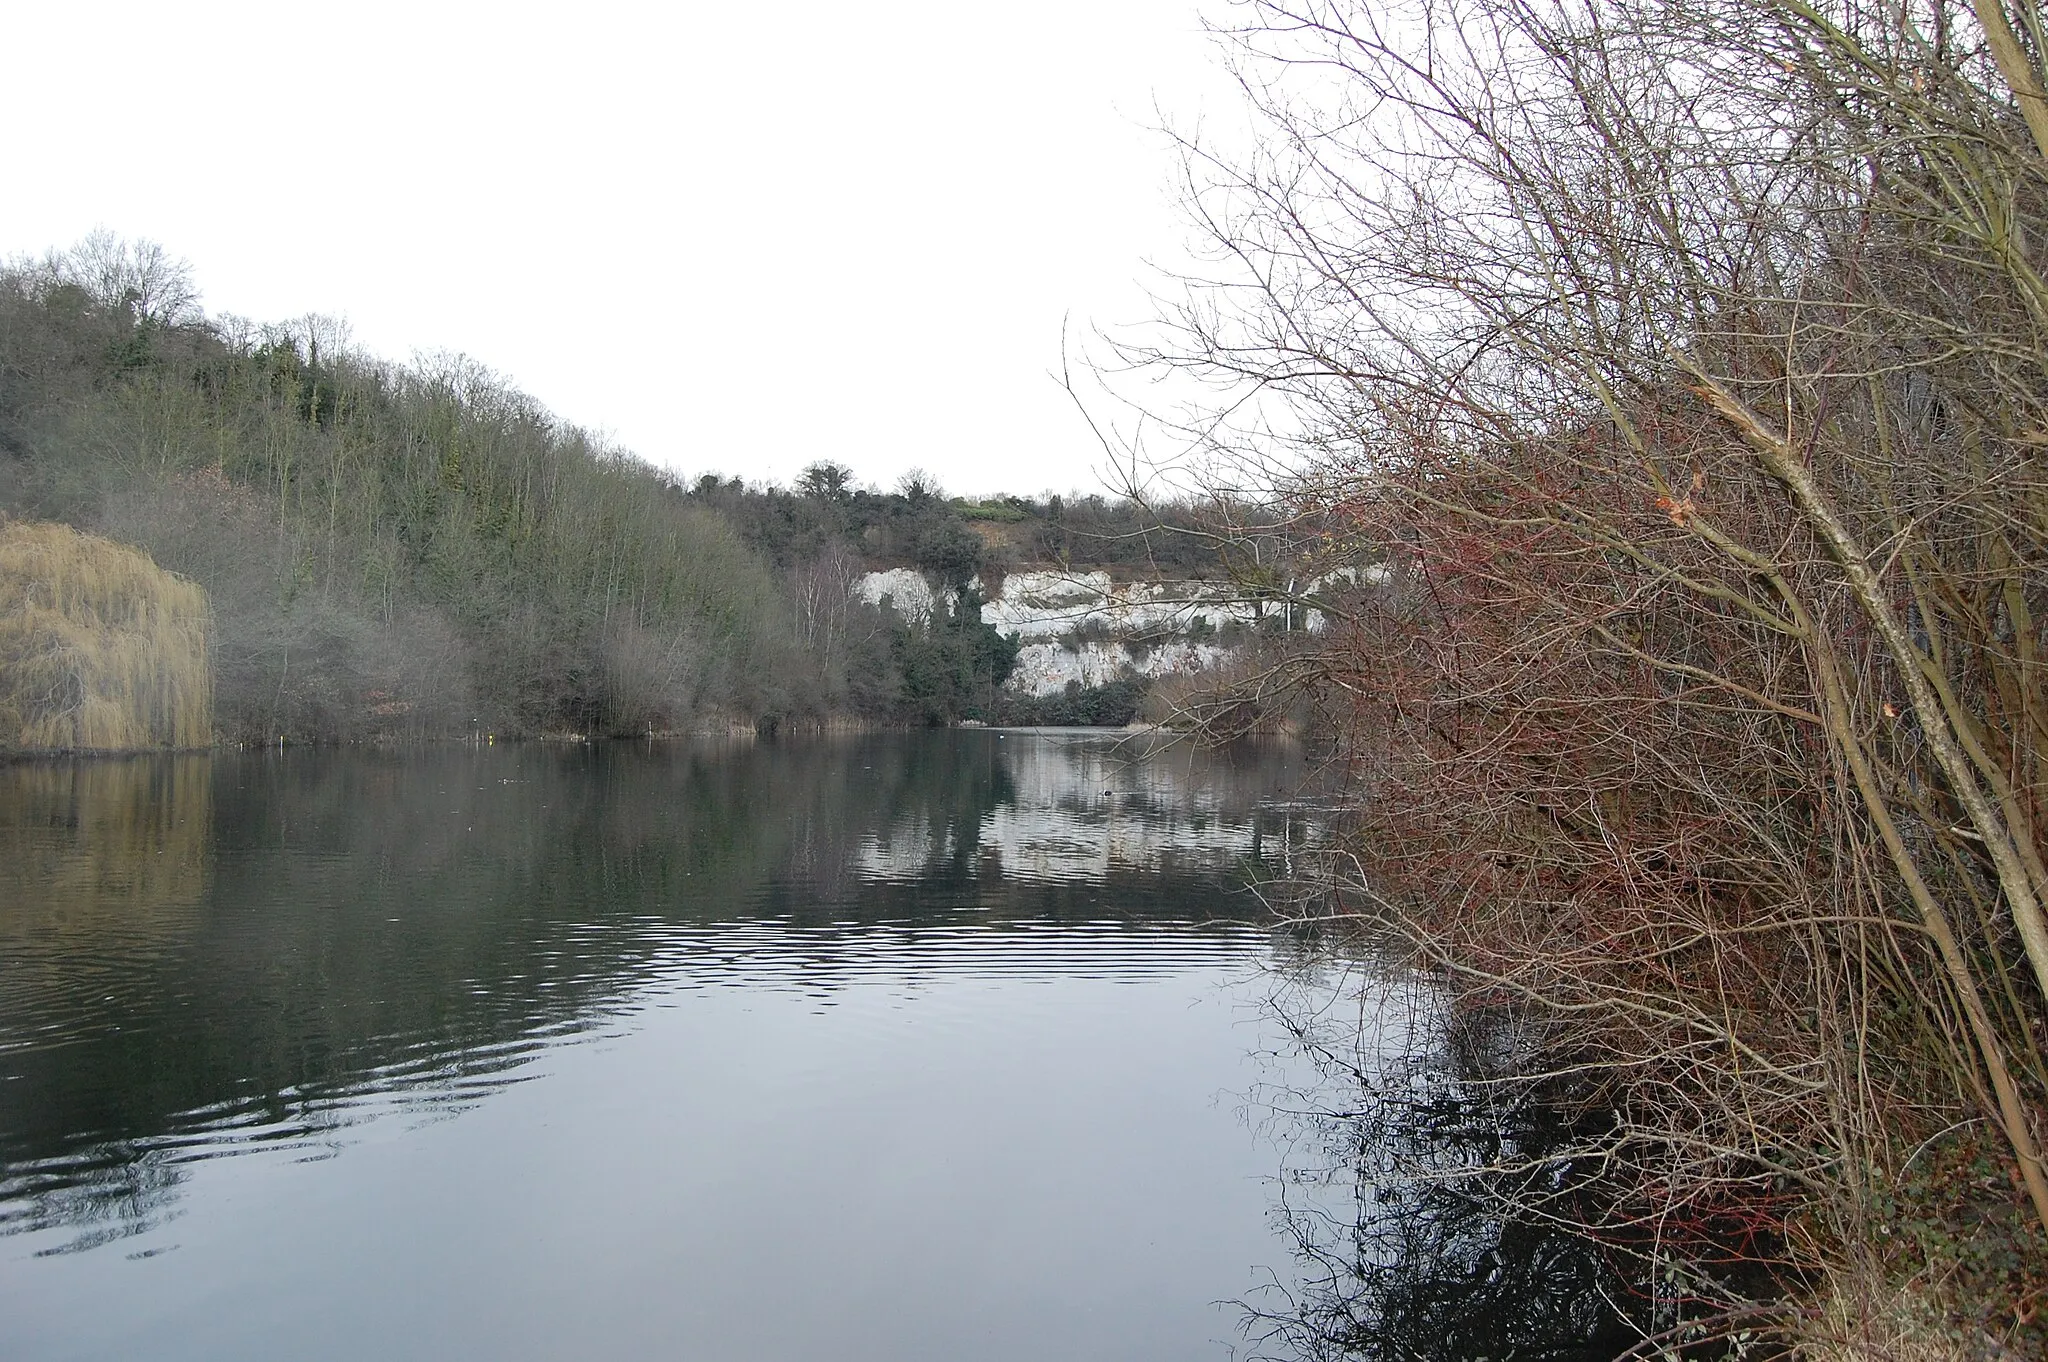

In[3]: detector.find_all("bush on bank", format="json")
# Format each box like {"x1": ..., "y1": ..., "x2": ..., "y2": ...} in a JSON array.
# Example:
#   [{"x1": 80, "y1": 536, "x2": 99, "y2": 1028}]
[{"x1": 1146, "y1": 0, "x2": 2048, "y2": 1351}]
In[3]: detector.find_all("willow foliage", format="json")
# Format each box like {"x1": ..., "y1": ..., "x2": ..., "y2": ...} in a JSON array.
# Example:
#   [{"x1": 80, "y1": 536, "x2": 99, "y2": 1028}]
[{"x1": 0, "y1": 521, "x2": 211, "y2": 749}]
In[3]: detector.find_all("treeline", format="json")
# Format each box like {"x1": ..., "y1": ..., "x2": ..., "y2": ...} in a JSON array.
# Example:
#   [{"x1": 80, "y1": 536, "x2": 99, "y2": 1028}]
[
  {"x1": 690, "y1": 468, "x2": 1233, "y2": 582},
  {"x1": 0, "y1": 237, "x2": 1120, "y2": 741},
  {"x1": 681, "y1": 464, "x2": 1018, "y2": 727},
  {"x1": 685, "y1": 469, "x2": 1247, "y2": 728},
  {"x1": 0, "y1": 239, "x2": 801, "y2": 741}
]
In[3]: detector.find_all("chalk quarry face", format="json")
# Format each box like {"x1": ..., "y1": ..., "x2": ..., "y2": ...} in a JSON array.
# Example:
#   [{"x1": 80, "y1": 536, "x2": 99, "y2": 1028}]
[{"x1": 857, "y1": 568, "x2": 1268, "y2": 699}]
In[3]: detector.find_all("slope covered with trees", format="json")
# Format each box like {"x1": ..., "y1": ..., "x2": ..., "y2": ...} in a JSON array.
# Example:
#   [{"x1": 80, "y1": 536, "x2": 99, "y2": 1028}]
[
  {"x1": 0, "y1": 238, "x2": 1094, "y2": 741},
  {"x1": 0, "y1": 235, "x2": 1272, "y2": 751},
  {"x1": 0, "y1": 238, "x2": 799, "y2": 742}
]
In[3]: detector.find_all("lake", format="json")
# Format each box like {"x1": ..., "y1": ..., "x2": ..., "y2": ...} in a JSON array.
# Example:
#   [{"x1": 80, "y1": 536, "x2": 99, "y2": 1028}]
[
  {"x1": 0, "y1": 731, "x2": 1332, "y2": 1361},
  {"x1": 0, "y1": 731, "x2": 1638, "y2": 1362}
]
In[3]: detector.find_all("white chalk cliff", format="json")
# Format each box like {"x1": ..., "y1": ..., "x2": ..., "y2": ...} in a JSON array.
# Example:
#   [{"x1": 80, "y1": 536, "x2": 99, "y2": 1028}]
[{"x1": 858, "y1": 567, "x2": 1300, "y2": 698}]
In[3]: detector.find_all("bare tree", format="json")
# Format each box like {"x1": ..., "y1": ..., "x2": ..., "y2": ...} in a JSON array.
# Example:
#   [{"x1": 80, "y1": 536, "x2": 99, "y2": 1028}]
[
  {"x1": 35, "y1": 229, "x2": 200, "y2": 326},
  {"x1": 1132, "y1": 0, "x2": 2048, "y2": 1347},
  {"x1": 789, "y1": 540, "x2": 863, "y2": 678}
]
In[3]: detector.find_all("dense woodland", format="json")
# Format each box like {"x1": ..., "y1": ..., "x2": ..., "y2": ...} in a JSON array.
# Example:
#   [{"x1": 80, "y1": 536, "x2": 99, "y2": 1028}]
[{"x1": 0, "y1": 239, "x2": 1233, "y2": 743}]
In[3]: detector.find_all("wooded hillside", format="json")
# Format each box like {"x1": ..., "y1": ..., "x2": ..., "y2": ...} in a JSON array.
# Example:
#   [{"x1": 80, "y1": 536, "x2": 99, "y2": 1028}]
[
  {"x1": 0, "y1": 239, "x2": 802, "y2": 741},
  {"x1": 3, "y1": 238, "x2": 1180, "y2": 739}
]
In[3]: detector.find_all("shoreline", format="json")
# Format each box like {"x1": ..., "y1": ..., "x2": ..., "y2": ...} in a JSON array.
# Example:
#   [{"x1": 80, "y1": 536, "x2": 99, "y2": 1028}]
[{"x1": 0, "y1": 719, "x2": 1186, "y2": 762}]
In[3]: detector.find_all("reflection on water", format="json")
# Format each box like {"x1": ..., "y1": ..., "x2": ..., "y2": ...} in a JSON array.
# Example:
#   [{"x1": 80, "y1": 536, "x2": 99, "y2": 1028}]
[
  {"x1": 1241, "y1": 960, "x2": 1644, "y2": 1362},
  {"x1": 0, "y1": 756, "x2": 211, "y2": 1007},
  {"x1": 0, "y1": 733, "x2": 1303, "y2": 1348},
  {"x1": 857, "y1": 733, "x2": 1308, "y2": 884},
  {"x1": 0, "y1": 733, "x2": 1625, "y2": 1362}
]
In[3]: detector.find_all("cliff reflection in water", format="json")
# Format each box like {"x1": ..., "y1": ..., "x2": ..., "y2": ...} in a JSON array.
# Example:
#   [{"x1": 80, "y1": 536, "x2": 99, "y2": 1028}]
[
  {"x1": 856, "y1": 730, "x2": 1310, "y2": 886},
  {"x1": 0, "y1": 732, "x2": 1303, "y2": 1253}
]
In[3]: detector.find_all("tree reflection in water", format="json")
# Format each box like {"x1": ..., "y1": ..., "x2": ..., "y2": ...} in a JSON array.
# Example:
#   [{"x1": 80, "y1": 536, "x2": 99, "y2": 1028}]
[
  {"x1": 1, "y1": 733, "x2": 1305, "y2": 1256},
  {"x1": 1243, "y1": 957, "x2": 1647, "y2": 1362}
]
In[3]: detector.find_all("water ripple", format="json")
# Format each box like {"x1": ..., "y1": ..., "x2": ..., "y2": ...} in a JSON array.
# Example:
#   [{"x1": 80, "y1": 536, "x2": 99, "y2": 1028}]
[{"x1": 0, "y1": 735, "x2": 1309, "y2": 1253}]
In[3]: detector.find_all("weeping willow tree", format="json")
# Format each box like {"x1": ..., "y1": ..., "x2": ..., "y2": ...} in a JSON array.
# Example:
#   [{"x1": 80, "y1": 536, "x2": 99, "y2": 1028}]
[{"x1": 0, "y1": 521, "x2": 211, "y2": 750}]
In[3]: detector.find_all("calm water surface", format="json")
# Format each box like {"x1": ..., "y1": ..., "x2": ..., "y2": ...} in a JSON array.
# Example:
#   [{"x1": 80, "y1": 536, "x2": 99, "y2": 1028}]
[{"x1": 2, "y1": 732, "x2": 1321, "y2": 1362}]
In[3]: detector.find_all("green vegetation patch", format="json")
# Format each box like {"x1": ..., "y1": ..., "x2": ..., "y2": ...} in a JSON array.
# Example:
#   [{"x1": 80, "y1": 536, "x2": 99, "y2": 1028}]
[
  {"x1": 995, "y1": 679, "x2": 1145, "y2": 727},
  {"x1": 951, "y1": 499, "x2": 1029, "y2": 523}
]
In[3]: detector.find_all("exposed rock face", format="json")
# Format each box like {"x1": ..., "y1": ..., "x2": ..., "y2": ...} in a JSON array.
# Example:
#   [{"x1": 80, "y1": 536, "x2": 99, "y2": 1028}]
[
  {"x1": 855, "y1": 565, "x2": 1397, "y2": 701},
  {"x1": 982, "y1": 571, "x2": 1263, "y2": 697},
  {"x1": 854, "y1": 566, "x2": 1266, "y2": 699},
  {"x1": 980, "y1": 571, "x2": 1260, "y2": 639},
  {"x1": 1007, "y1": 639, "x2": 1230, "y2": 695},
  {"x1": 856, "y1": 567, "x2": 942, "y2": 624}
]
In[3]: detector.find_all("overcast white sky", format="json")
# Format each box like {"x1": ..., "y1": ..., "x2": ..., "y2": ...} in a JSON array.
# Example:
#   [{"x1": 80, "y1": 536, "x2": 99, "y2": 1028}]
[{"x1": 1, "y1": 1, "x2": 1238, "y2": 498}]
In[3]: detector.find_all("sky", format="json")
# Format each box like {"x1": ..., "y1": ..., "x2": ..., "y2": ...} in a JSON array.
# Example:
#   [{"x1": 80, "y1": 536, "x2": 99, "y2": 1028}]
[{"x1": 1, "y1": 1, "x2": 1239, "y2": 498}]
